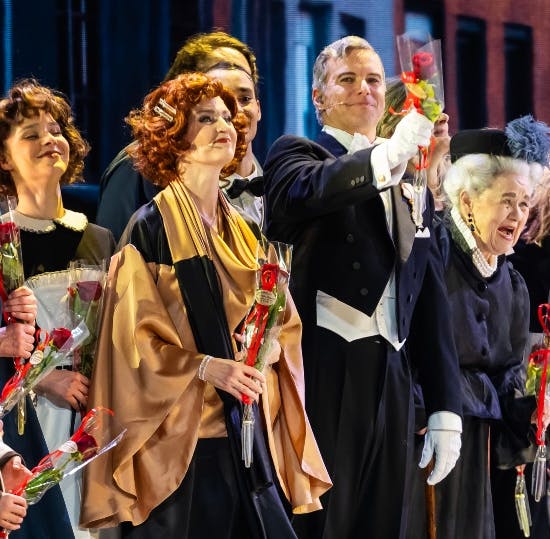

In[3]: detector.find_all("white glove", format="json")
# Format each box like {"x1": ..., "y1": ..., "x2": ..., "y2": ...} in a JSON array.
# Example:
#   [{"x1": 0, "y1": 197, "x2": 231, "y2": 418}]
[
  {"x1": 385, "y1": 109, "x2": 434, "y2": 169},
  {"x1": 419, "y1": 411, "x2": 462, "y2": 485}
]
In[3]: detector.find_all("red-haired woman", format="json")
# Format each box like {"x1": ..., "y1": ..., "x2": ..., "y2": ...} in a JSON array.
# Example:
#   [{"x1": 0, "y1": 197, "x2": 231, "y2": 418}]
[{"x1": 81, "y1": 73, "x2": 330, "y2": 538}]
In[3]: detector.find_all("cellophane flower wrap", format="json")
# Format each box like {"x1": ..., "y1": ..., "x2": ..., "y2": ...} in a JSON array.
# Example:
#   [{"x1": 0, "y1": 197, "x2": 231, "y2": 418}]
[
  {"x1": 67, "y1": 261, "x2": 108, "y2": 379},
  {"x1": 395, "y1": 34, "x2": 445, "y2": 122},
  {"x1": 525, "y1": 304, "x2": 550, "y2": 503},
  {"x1": 240, "y1": 239, "x2": 292, "y2": 467},
  {"x1": 7, "y1": 407, "x2": 125, "y2": 505},
  {"x1": 0, "y1": 196, "x2": 24, "y2": 305},
  {"x1": 0, "y1": 321, "x2": 89, "y2": 417},
  {"x1": 0, "y1": 196, "x2": 26, "y2": 434},
  {"x1": 395, "y1": 34, "x2": 445, "y2": 227}
]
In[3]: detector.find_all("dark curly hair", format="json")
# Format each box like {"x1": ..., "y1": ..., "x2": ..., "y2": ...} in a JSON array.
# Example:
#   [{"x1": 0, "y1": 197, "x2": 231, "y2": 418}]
[
  {"x1": 0, "y1": 79, "x2": 89, "y2": 196},
  {"x1": 126, "y1": 73, "x2": 248, "y2": 187}
]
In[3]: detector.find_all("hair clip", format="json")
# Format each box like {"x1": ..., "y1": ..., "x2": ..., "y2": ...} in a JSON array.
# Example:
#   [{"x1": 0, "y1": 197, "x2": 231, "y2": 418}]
[{"x1": 153, "y1": 98, "x2": 177, "y2": 123}]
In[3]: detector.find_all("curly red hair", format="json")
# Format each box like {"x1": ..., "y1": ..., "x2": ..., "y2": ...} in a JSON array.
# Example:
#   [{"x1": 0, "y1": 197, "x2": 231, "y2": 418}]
[
  {"x1": 126, "y1": 72, "x2": 248, "y2": 187},
  {"x1": 0, "y1": 79, "x2": 89, "y2": 196}
]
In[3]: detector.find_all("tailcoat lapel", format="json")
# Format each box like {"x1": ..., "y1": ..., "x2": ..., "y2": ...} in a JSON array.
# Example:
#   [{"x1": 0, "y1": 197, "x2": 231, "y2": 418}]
[{"x1": 391, "y1": 185, "x2": 416, "y2": 264}]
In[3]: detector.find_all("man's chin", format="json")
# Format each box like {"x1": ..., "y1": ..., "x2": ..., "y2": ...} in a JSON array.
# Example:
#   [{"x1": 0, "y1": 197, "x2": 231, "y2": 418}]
[{"x1": 349, "y1": 115, "x2": 382, "y2": 133}]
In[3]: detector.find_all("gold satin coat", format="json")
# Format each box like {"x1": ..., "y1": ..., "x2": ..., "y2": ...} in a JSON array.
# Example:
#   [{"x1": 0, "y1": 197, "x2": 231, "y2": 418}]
[{"x1": 80, "y1": 183, "x2": 331, "y2": 528}]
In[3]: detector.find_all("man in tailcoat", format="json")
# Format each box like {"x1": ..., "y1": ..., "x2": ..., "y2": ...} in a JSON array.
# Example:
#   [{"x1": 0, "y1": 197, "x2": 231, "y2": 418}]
[{"x1": 263, "y1": 36, "x2": 463, "y2": 539}]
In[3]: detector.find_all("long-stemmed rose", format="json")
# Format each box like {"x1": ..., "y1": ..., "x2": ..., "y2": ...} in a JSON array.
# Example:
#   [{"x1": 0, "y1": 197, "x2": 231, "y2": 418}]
[
  {"x1": 0, "y1": 221, "x2": 24, "y2": 306},
  {"x1": 395, "y1": 37, "x2": 444, "y2": 122},
  {"x1": 525, "y1": 304, "x2": 550, "y2": 503},
  {"x1": 393, "y1": 34, "x2": 445, "y2": 227},
  {"x1": 239, "y1": 240, "x2": 292, "y2": 467},
  {"x1": 0, "y1": 196, "x2": 26, "y2": 436},
  {"x1": 0, "y1": 196, "x2": 24, "y2": 315},
  {"x1": 9, "y1": 407, "x2": 124, "y2": 505},
  {"x1": 67, "y1": 262, "x2": 108, "y2": 379},
  {"x1": 0, "y1": 322, "x2": 89, "y2": 417},
  {"x1": 18, "y1": 431, "x2": 99, "y2": 504}
]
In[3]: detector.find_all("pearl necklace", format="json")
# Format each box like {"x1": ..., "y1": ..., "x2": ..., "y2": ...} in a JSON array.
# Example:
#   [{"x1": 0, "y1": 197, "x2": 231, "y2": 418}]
[{"x1": 450, "y1": 207, "x2": 497, "y2": 278}]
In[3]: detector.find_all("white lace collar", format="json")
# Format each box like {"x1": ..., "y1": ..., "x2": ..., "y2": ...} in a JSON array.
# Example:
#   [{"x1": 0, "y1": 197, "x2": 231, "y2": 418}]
[
  {"x1": 12, "y1": 208, "x2": 88, "y2": 233},
  {"x1": 450, "y1": 206, "x2": 498, "y2": 278}
]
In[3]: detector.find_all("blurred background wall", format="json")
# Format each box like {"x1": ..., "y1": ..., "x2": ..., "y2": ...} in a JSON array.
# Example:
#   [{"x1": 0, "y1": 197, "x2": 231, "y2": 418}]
[{"x1": 2, "y1": 0, "x2": 549, "y2": 188}]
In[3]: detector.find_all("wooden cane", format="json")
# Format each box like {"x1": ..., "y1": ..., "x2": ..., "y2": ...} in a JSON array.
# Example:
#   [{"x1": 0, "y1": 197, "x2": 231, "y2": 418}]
[{"x1": 425, "y1": 458, "x2": 437, "y2": 539}]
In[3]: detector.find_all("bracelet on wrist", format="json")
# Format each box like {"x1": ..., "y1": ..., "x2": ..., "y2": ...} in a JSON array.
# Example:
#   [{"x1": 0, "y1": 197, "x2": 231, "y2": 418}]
[{"x1": 197, "y1": 355, "x2": 213, "y2": 381}]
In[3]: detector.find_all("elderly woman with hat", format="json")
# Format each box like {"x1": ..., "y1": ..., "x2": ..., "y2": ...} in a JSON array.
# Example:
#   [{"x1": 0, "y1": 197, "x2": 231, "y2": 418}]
[{"x1": 409, "y1": 116, "x2": 550, "y2": 539}]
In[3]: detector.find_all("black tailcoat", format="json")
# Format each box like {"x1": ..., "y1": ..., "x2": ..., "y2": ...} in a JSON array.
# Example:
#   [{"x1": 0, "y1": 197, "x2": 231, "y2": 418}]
[{"x1": 263, "y1": 131, "x2": 462, "y2": 539}]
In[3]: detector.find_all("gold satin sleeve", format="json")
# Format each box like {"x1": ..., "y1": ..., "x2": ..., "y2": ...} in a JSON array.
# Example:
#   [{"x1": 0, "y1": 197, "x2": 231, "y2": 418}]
[
  {"x1": 81, "y1": 243, "x2": 331, "y2": 528},
  {"x1": 80, "y1": 245, "x2": 216, "y2": 528},
  {"x1": 197, "y1": 384, "x2": 227, "y2": 439},
  {"x1": 261, "y1": 293, "x2": 332, "y2": 513}
]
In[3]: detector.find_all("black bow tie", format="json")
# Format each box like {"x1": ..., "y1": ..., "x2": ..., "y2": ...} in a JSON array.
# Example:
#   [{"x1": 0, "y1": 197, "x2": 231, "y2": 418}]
[{"x1": 226, "y1": 176, "x2": 264, "y2": 199}]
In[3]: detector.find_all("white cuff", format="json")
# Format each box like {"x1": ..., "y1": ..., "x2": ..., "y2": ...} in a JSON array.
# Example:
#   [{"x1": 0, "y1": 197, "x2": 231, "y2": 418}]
[
  {"x1": 371, "y1": 143, "x2": 406, "y2": 190},
  {"x1": 427, "y1": 411, "x2": 462, "y2": 432}
]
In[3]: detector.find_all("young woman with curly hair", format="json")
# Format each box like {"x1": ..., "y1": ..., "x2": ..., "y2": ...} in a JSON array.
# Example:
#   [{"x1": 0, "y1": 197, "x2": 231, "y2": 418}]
[{"x1": 0, "y1": 79, "x2": 115, "y2": 539}]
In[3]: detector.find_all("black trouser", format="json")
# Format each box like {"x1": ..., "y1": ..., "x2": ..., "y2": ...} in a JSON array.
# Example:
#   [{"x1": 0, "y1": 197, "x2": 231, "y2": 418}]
[{"x1": 294, "y1": 329, "x2": 414, "y2": 539}]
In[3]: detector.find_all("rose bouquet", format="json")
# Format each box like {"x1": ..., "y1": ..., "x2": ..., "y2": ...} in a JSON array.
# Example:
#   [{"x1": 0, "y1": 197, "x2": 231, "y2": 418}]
[
  {"x1": 0, "y1": 407, "x2": 125, "y2": 538},
  {"x1": 0, "y1": 196, "x2": 27, "y2": 434},
  {"x1": 525, "y1": 304, "x2": 550, "y2": 503},
  {"x1": 395, "y1": 34, "x2": 444, "y2": 122},
  {"x1": 0, "y1": 321, "x2": 89, "y2": 417},
  {"x1": 25, "y1": 262, "x2": 107, "y2": 386},
  {"x1": 394, "y1": 34, "x2": 445, "y2": 227},
  {"x1": 67, "y1": 261, "x2": 108, "y2": 379},
  {"x1": 12, "y1": 407, "x2": 124, "y2": 503},
  {"x1": 239, "y1": 239, "x2": 292, "y2": 467},
  {"x1": 0, "y1": 196, "x2": 24, "y2": 309}
]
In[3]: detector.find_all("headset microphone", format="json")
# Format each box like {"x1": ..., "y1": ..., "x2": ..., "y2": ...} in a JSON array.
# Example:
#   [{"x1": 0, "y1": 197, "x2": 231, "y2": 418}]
[{"x1": 317, "y1": 101, "x2": 348, "y2": 112}]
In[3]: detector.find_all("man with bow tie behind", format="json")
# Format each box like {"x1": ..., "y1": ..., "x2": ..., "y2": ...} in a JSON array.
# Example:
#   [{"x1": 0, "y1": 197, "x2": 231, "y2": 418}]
[
  {"x1": 263, "y1": 36, "x2": 463, "y2": 539},
  {"x1": 96, "y1": 31, "x2": 265, "y2": 241}
]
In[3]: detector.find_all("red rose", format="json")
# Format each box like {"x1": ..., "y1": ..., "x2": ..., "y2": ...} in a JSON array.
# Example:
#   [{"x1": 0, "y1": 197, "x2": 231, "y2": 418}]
[
  {"x1": 0, "y1": 221, "x2": 18, "y2": 245},
  {"x1": 76, "y1": 281, "x2": 103, "y2": 302},
  {"x1": 75, "y1": 432, "x2": 98, "y2": 459},
  {"x1": 51, "y1": 328, "x2": 72, "y2": 349},
  {"x1": 413, "y1": 52, "x2": 436, "y2": 80}
]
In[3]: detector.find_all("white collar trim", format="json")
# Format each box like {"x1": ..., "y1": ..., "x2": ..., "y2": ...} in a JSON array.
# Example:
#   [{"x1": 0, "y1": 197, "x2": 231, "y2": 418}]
[{"x1": 13, "y1": 209, "x2": 88, "y2": 233}]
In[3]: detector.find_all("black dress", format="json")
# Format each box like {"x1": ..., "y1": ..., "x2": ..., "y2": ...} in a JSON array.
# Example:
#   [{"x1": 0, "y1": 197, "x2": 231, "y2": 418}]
[
  {"x1": 409, "y1": 221, "x2": 534, "y2": 539},
  {"x1": 498, "y1": 237, "x2": 550, "y2": 539},
  {"x1": 0, "y1": 210, "x2": 114, "y2": 539}
]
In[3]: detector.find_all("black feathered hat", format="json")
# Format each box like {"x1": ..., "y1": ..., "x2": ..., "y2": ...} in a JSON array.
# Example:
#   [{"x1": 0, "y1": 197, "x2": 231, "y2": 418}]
[
  {"x1": 450, "y1": 129, "x2": 509, "y2": 163},
  {"x1": 450, "y1": 115, "x2": 550, "y2": 166}
]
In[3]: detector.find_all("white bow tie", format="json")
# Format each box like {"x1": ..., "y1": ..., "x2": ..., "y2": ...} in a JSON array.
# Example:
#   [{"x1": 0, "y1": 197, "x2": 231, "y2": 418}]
[{"x1": 348, "y1": 132, "x2": 375, "y2": 154}]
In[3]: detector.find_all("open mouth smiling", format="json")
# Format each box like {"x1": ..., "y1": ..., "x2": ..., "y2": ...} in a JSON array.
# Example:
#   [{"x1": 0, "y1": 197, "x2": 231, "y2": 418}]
[
  {"x1": 39, "y1": 150, "x2": 62, "y2": 158},
  {"x1": 497, "y1": 225, "x2": 515, "y2": 240}
]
